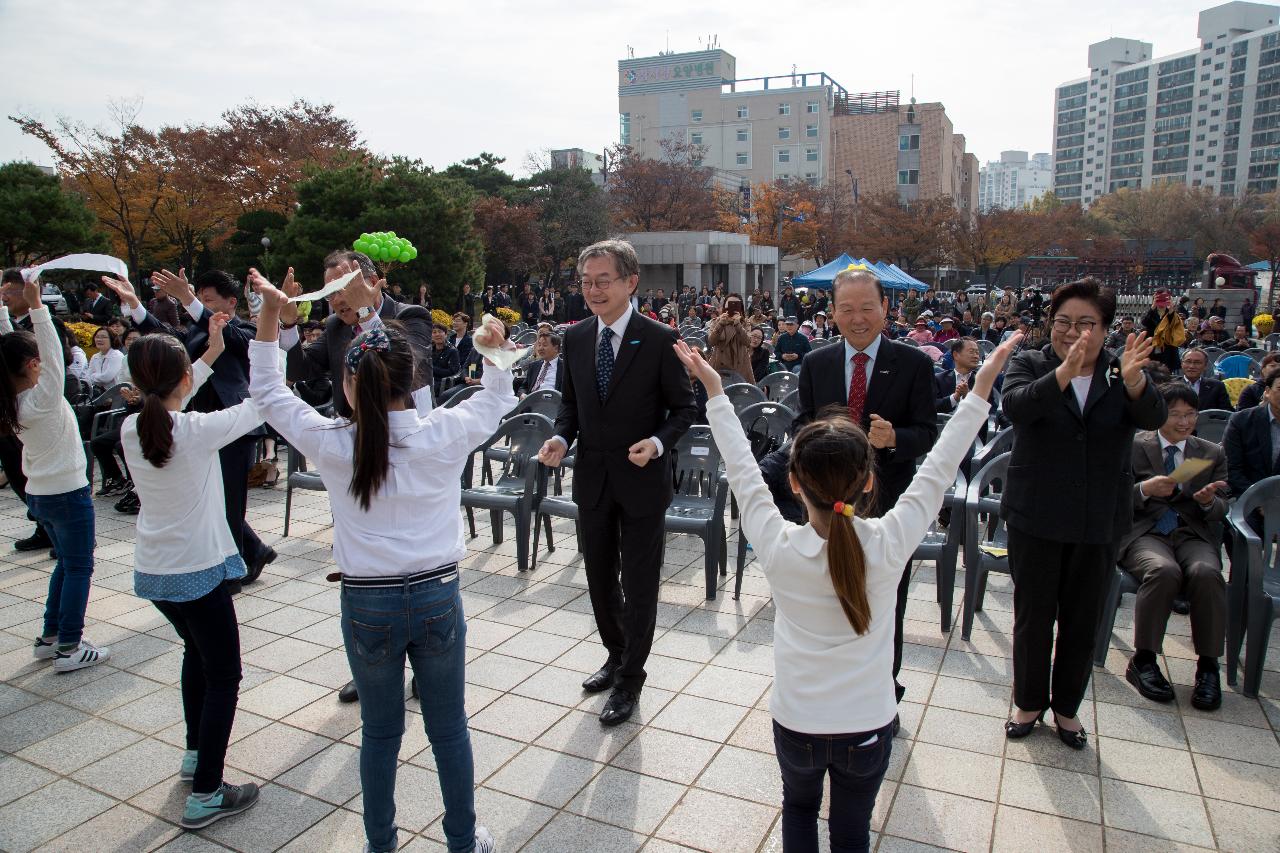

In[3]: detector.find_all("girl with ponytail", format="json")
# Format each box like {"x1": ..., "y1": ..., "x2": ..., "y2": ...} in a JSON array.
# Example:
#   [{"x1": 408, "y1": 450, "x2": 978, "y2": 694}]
[
  {"x1": 119, "y1": 314, "x2": 266, "y2": 830},
  {"x1": 1, "y1": 273, "x2": 105, "y2": 675},
  {"x1": 246, "y1": 263, "x2": 513, "y2": 853},
  {"x1": 673, "y1": 332, "x2": 1021, "y2": 853}
]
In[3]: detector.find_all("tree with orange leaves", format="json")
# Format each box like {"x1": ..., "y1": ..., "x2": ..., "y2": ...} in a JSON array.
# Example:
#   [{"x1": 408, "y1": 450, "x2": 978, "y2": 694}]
[
  {"x1": 606, "y1": 138, "x2": 720, "y2": 231},
  {"x1": 734, "y1": 179, "x2": 819, "y2": 260}
]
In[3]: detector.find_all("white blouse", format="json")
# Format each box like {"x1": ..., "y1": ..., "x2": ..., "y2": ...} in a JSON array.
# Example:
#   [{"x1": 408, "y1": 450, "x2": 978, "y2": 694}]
[
  {"x1": 706, "y1": 391, "x2": 989, "y2": 734},
  {"x1": 248, "y1": 338, "x2": 516, "y2": 578},
  {"x1": 87, "y1": 348, "x2": 124, "y2": 389}
]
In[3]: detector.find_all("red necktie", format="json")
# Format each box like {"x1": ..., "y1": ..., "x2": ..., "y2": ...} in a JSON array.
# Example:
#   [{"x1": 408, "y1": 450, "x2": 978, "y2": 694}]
[
  {"x1": 533, "y1": 360, "x2": 550, "y2": 391},
  {"x1": 848, "y1": 352, "x2": 870, "y2": 424}
]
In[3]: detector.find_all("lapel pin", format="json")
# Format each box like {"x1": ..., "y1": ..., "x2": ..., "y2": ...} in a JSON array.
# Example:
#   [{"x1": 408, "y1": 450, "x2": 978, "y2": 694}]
[{"x1": 628, "y1": 339, "x2": 640, "y2": 344}]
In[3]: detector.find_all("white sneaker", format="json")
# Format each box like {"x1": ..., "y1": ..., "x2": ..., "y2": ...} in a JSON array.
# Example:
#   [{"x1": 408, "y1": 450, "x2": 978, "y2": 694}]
[
  {"x1": 32, "y1": 635, "x2": 57, "y2": 660},
  {"x1": 53, "y1": 640, "x2": 109, "y2": 672},
  {"x1": 475, "y1": 826, "x2": 495, "y2": 853}
]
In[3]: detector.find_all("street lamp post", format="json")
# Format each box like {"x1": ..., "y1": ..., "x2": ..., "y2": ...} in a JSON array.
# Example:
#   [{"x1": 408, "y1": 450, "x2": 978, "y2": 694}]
[{"x1": 261, "y1": 237, "x2": 272, "y2": 278}]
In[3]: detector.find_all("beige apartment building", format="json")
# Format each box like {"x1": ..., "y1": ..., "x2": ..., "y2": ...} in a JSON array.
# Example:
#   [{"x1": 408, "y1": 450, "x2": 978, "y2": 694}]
[{"x1": 617, "y1": 48, "x2": 978, "y2": 216}]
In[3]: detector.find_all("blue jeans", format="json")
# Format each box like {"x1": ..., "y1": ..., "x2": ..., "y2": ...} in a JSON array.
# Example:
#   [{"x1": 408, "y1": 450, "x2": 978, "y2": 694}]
[
  {"x1": 773, "y1": 719, "x2": 894, "y2": 853},
  {"x1": 27, "y1": 487, "x2": 95, "y2": 645},
  {"x1": 341, "y1": 578, "x2": 476, "y2": 853}
]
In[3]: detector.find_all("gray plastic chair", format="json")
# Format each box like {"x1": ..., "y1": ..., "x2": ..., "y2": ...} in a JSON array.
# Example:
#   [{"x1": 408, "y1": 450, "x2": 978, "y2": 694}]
[
  {"x1": 1094, "y1": 566, "x2": 1140, "y2": 667},
  {"x1": 666, "y1": 426, "x2": 730, "y2": 599},
  {"x1": 779, "y1": 389, "x2": 800, "y2": 412},
  {"x1": 759, "y1": 370, "x2": 799, "y2": 402},
  {"x1": 1195, "y1": 409, "x2": 1232, "y2": 444},
  {"x1": 969, "y1": 427, "x2": 1014, "y2": 472},
  {"x1": 1225, "y1": 475, "x2": 1280, "y2": 697},
  {"x1": 442, "y1": 384, "x2": 483, "y2": 408},
  {"x1": 532, "y1": 443, "x2": 579, "y2": 558},
  {"x1": 460, "y1": 413, "x2": 554, "y2": 572},
  {"x1": 732, "y1": 402, "x2": 797, "y2": 596},
  {"x1": 723, "y1": 383, "x2": 767, "y2": 416},
  {"x1": 913, "y1": 469, "x2": 968, "y2": 633},
  {"x1": 485, "y1": 389, "x2": 562, "y2": 482},
  {"x1": 961, "y1": 452, "x2": 1011, "y2": 640}
]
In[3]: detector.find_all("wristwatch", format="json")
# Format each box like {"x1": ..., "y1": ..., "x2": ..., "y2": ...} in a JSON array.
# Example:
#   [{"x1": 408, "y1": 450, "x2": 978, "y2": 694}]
[{"x1": 356, "y1": 306, "x2": 373, "y2": 322}]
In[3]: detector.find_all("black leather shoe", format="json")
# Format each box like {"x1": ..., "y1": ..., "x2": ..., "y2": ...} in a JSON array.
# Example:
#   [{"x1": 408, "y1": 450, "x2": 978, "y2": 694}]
[
  {"x1": 1004, "y1": 709, "x2": 1046, "y2": 739},
  {"x1": 1191, "y1": 668, "x2": 1222, "y2": 711},
  {"x1": 338, "y1": 681, "x2": 359, "y2": 703},
  {"x1": 410, "y1": 676, "x2": 419, "y2": 700},
  {"x1": 892, "y1": 714, "x2": 901, "y2": 737},
  {"x1": 1126, "y1": 656, "x2": 1175, "y2": 703},
  {"x1": 1171, "y1": 598, "x2": 1191, "y2": 615},
  {"x1": 225, "y1": 580, "x2": 243, "y2": 595},
  {"x1": 14, "y1": 528, "x2": 52, "y2": 552},
  {"x1": 582, "y1": 662, "x2": 619, "y2": 693},
  {"x1": 599, "y1": 688, "x2": 637, "y2": 726},
  {"x1": 245, "y1": 547, "x2": 277, "y2": 584},
  {"x1": 1053, "y1": 715, "x2": 1088, "y2": 751}
]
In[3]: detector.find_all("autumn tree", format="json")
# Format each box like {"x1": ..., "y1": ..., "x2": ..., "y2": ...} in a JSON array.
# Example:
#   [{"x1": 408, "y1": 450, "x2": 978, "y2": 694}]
[
  {"x1": 949, "y1": 208, "x2": 1049, "y2": 286},
  {"x1": 150, "y1": 126, "x2": 240, "y2": 270},
  {"x1": 0, "y1": 161, "x2": 107, "y2": 266},
  {"x1": 473, "y1": 196, "x2": 543, "y2": 285},
  {"x1": 860, "y1": 193, "x2": 957, "y2": 274},
  {"x1": 1249, "y1": 192, "x2": 1280, "y2": 280},
  {"x1": 527, "y1": 165, "x2": 608, "y2": 283},
  {"x1": 736, "y1": 180, "x2": 820, "y2": 260},
  {"x1": 605, "y1": 138, "x2": 720, "y2": 231},
  {"x1": 12, "y1": 100, "x2": 168, "y2": 277}
]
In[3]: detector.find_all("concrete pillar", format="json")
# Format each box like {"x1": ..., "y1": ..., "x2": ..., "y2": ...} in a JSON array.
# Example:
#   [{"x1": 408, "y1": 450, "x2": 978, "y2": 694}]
[
  {"x1": 764, "y1": 263, "x2": 779, "y2": 304},
  {"x1": 728, "y1": 262, "x2": 747, "y2": 296},
  {"x1": 683, "y1": 263, "x2": 703, "y2": 292}
]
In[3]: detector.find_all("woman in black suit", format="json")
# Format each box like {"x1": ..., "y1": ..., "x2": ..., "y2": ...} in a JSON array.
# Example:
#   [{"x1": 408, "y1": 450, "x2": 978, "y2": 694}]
[{"x1": 1000, "y1": 278, "x2": 1165, "y2": 749}]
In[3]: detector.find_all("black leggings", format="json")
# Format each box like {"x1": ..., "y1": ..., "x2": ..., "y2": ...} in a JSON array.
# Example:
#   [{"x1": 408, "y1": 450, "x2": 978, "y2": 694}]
[{"x1": 153, "y1": 581, "x2": 243, "y2": 794}]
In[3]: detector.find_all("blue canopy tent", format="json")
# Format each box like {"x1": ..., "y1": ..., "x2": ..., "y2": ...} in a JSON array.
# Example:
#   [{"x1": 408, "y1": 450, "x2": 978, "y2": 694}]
[
  {"x1": 792, "y1": 254, "x2": 929, "y2": 292},
  {"x1": 792, "y1": 254, "x2": 858, "y2": 287}
]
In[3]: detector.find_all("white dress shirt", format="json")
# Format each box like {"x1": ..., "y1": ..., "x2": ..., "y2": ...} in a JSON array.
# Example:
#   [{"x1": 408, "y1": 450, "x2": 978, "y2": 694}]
[
  {"x1": 248, "y1": 338, "x2": 516, "y2": 578},
  {"x1": 123, "y1": 390, "x2": 263, "y2": 575},
  {"x1": 706, "y1": 390, "x2": 990, "y2": 733},
  {"x1": 530, "y1": 356, "x2": 559, "y2": 392},
  {"x1": 842, "y1": 335, "x2": 881, "y2": 400}
]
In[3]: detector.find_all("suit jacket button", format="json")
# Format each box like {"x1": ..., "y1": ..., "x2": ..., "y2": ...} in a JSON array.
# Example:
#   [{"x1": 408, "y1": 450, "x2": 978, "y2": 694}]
[{"x1": 1076, "y1": 434, "x2": 1084, "y2": 441}]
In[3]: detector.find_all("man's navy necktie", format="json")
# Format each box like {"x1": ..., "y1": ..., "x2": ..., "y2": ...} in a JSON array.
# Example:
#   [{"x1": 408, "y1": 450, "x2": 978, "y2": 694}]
[
  {"x1": 1154, "y1": 445, "x2": 1180, "y2": 536},
  {"x1": 597, "y1": 327, "x2": 615, "y2": 402}
]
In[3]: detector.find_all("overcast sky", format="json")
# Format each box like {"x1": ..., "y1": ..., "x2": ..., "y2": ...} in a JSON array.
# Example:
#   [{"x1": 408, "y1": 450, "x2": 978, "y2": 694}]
[{"x1": 1, "y1": 0, "x2": 1239, "y2": 175}]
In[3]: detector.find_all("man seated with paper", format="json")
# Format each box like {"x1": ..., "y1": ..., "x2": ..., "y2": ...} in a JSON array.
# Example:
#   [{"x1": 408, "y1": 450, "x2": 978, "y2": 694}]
[{"x1": 1118, "y1": 382, "x2": 1228, "y2": 711}]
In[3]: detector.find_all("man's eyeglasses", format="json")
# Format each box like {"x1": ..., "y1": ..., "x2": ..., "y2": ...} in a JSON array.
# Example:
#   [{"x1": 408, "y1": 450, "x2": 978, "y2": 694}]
[
  {"x1": 1050, "y1": 317, "x2": 1099, "y2": 334},
  {"x1": 581, "y1": 277, "x2": 623, "y2": 291}
]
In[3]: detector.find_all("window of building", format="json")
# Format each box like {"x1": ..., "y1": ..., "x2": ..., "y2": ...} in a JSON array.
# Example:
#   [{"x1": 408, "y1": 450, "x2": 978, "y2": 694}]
[
  {"x1": 899, "y1": 133, "x2": 921, "y2": 150},
  {"x1": 736, "y1": 152, "x2": 748, "y2": 166},
  {"x1": 897, "y1": 169, "x2": 919, "y2": 185},
  {"x1": 805, "y1": 123, "x2": 818, "y2": 138},
  {"x1": 778, "y1": 149, "x2": 791, "y2": 163},
  {"x1": 779, "y1": 126, "x2": 791, "y2": 140},
  {"x1": 737, "y1": 105, "x2": 749, "y2": 119},
  {"x1": 736, "y1": 128, "x2": 749, "y2": 143},
  {"x1": 620, "y1": 112, "x2": 631, "y2": 145},
  {"x1": 805, "y1": 173, "x2": 819, "y2": 185},
  {"x1": 779, "y1": 103, "x2": 791, "y2": 115},
  {"x1": 805, "y1": 147, "x2": 818, "y2": 162},
  {"x1": 691, "y1": 110, "x2": 703, "y2": 123},
  {"x1": 806, "y1": 101, "x2": 819, "y2": 113},
  {"x1": 690, "y1": 131, "x2": 703, "y2": 146}
]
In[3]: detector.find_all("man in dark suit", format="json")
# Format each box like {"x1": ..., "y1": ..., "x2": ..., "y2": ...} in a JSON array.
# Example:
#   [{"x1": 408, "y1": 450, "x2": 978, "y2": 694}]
[
  {"x1": 0, "y1": 269, "x2": 75, "y2": 554},
  {"x1": 565, "y1": 282, "x2": 588, "y2": 323},
  {"x1": 1223, "y1": 368, "x2": 1280, "y2": 499},
  {"x1": 80, "y1": 283, "x2": 112, "y2": 324},
  {"x1": 104, "y1": 268, "x2": 277, "y2": 587},
  {"x1": 1177, "y1": 348, "x2": 1233, "y2": 411},
  {"x1": 934, "y1": 336, "x2": 1003, "y2": 415},
  {"x1": 797, "y1": 268, "x2": 939, "y2": 709},
  {"x1": 518, "y1": 332, "x2": 563, "y2": 396},
  {"x1": 1119, "y1": 383, "x2": 1228, "y2": 711},
  {"x1": 279, "y1": 251, "x2": 434, "y2": 417},
  {"x1": 539, "y1": 239, "x2": 697, "y2": 727}
]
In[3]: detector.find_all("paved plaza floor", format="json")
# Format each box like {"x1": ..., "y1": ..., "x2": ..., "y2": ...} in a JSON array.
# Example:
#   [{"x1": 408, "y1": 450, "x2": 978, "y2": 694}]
[{"x1": 0, "y1": 482, "x2": 1278, "y2": 852}]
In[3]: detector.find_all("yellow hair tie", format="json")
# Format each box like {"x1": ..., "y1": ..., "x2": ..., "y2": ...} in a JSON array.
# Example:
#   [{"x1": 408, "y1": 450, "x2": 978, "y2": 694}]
[
  {"x1": 843, "y1": 262, "x2": 871, "y2": 273},
  {"x1": 832, "y1": 501, "x2": 855, "y2": 517}
]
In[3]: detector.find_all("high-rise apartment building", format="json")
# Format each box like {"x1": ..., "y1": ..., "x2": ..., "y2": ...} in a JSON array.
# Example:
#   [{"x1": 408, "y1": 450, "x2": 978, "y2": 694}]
[
  {"x1": 617, "y1": 48, "x2": 977, "y2": 214},
  {"x1": 1053, "y1": 2, "x2": 1280, "y2": 205},
  {"x1": 979, "y1": 151, "x2": 1054, "y2": 211}
]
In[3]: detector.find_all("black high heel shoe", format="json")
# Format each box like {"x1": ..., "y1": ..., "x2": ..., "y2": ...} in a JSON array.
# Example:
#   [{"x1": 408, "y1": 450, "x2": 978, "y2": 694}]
[
  {"x1": 1004, "y1": 709, "x2": 1046, "y2": 739},
  {"x1": 1053, "y1": 714, "x2": 1088, "y2": 750}
]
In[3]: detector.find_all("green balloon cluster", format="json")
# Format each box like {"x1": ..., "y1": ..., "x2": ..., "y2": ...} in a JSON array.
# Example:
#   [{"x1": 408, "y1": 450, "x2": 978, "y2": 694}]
[{"x1": 353, "y1": 232, "x2": 417, "y2": 264}]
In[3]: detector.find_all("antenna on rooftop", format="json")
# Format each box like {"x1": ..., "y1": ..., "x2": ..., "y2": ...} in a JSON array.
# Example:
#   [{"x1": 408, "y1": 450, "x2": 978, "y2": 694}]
[{"x1": 627, "y1": 45, "x2": 634, "y2": 58}]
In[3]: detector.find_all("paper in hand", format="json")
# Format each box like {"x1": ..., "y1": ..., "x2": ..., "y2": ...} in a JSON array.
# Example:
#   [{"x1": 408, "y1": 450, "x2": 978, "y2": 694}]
[
  {"x1": 289, "y1": 269, "x2": 360, "y2": 303},
  {"x1": 22, "y1": 253, "x2": 129, "y2": 283},
  {"x1": 472, "y1": 313, "x2": 527, "y2": 370},
  {"x1": 1169, "y1": 457, "x2": 1213, "y2": 484}
]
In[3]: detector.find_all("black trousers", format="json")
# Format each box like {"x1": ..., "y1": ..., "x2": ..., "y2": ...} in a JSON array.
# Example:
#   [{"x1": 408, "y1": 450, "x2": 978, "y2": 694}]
[
  {"x1": 153, "y1": 581, "x2": 243, "y2": 794},
  {"x1": 877, "y1": 481, "x2": 911, "y2": 703},
  {"x1": 1007, "y1": 525, "x2": 1115, "y2": 718},
  {"x1": 91, "y1": 427, "x2": 126, "y2": 484},
  {"x1": 579, "y1": 500, "x2": 665, "y2": 695},
  {"x1": 220, "y1": 435, "x2": 264, "y2": 565}
]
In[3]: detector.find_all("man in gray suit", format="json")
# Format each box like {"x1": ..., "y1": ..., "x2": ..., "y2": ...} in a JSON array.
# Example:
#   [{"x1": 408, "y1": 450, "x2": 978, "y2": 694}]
[{"x1": 1119, "y1": 382, "x2": 1229, "y2": 711}]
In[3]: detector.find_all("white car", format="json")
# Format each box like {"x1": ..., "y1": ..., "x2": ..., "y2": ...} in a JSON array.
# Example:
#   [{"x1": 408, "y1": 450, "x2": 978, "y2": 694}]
[{"x1": 40, "y1": 284, "x2": 68, "y2": 314}]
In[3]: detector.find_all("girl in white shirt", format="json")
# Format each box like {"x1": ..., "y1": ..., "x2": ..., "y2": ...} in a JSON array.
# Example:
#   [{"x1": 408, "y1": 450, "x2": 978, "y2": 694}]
[
  {"x1": 86, "y1": 326, "x2": 124, "y2": 390},
  {"x1": 247, "y1": 267, "x2": 507, "y2": 853},
  {"x1": 120, "y1": 316, "x2": 263, "y2": 830},
  {"x1": 0, "y1": 276, "x2": 106, "y2": 673},
  {"x1": 673, "y1": 334, "x2": 1020, "y2": 853}
]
